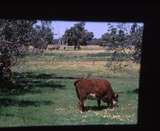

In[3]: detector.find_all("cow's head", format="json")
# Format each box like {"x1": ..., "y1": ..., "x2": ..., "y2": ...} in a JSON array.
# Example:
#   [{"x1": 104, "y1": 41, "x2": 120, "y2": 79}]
[
  {"x1": 112, "y1": 93, "x2": 119, "y2": 107},
  {"x1": 102, "y1": 93, "x2": 119, "y2": 107}
]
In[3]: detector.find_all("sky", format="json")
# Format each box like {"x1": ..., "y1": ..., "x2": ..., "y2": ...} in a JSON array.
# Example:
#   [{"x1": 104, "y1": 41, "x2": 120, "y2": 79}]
[{"x1": 36, "y1": 21, "x2": 144, "y2": 39}]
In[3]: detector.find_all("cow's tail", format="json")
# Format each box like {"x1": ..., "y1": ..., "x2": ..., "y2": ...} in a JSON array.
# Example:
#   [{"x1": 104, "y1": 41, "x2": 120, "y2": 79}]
[{"x1": 74, "y1": 80, "x2": 80, "y2": 99}]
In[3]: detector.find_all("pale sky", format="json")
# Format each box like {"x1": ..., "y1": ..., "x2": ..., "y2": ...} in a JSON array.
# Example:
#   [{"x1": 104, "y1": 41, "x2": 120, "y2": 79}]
[{"x1": 36, "y1": 21, "x2": 144, "y2": 39}]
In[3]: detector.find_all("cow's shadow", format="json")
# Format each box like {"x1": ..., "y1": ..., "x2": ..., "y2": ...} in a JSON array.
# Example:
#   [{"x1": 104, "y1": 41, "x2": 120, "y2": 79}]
[{"x1": 85, "y1": 105, "x2": 107, "y2": 111}]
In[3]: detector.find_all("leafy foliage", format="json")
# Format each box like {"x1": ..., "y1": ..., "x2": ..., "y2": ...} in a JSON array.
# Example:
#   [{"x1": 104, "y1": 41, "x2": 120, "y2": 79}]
[
  {"x1": 63, "y1": 22, "x2": 94, "y2": 49},
  {"x1": 128, "y1": 23, "x2": 143, "y2": 63},
  {"x1": 31, "y1": 21, "x2": 53, "y2": 53},
  {"x1": 0, "y1": 19, "x2": 54, "y2": 84},
  {"x1": 101, "y1": 23, "x2": 143, "y2": 71}
]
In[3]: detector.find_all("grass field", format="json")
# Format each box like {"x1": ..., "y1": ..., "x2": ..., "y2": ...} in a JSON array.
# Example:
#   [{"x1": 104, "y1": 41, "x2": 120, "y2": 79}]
[{"x1": 0, "y1": 46, "x2": 140, "y2": 127}]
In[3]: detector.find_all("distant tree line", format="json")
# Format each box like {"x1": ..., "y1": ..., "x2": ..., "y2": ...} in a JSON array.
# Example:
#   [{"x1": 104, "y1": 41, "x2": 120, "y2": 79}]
[{"x1": 62, "y1": 22, "x2": 143, "y2": 64}]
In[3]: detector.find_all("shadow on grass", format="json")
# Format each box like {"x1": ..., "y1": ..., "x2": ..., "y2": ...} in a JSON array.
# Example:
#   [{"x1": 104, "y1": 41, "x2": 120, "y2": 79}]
[
  {"x1": 127, "y1": 88, "x2": 139, "y2": 94},
  {"x1": 14, "y1": 72, "x2": 81, "y2": 80},
  {"x1": 0, "y1": 98, "x2": 53, "y2": 107},
  {"x1": 117, "y1": 88, "x2": 139, "y2": 94},
  {"x1": 0, "y1": 113, "x2": 15, "y2": 117},
  {"x1": 85, "y1": 105, "x2": 107, "y2": 111},
  {"x1": 0, "y1": 72, "x2": 70, "y2": 96}
]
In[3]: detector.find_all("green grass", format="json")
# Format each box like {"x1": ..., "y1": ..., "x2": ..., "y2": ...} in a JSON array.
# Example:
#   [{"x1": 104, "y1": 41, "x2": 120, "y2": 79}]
[
  {"x1": 24, "y1": 51, "x2": 132, "y2": 62},
  {"x1": 0, "y1": 47, "x2": 140, "y2": 127}
]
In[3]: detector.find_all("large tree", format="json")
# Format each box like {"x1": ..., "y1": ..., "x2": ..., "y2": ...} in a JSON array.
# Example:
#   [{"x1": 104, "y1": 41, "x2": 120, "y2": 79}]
[
  {"x1": 31, "y1": 21, "x2": 53, "y2": 53},
  {"x1": 0, "y1": 20, "x2": 37, "y2": 56},
  {"x1": 101, "y1": 23, "x2": 143, "y2": 71},
  {"x1": 0, "y1": 19, "x2": 37, "y2": 86},
  {"x1": 0, "y1": 19, "x2": 54, "y2": 85},
  {"x1": 63, "y1": 22, "x2": 94, "y2": 49},
  {"x1": 101, "y1": 23, "x2": 143, "y2": 61},
  {"x1": 128, "y1": 23, "x2": 143, "y2": 63}
]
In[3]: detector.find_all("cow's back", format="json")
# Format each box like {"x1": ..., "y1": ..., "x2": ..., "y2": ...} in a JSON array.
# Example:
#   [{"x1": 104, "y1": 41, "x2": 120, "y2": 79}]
[
  {"x1": 74, "y1": 78, "x2": 113, "y2": 97},
  {"x1": 93, "y1": 79, "x2": 112, "y2": 95}
]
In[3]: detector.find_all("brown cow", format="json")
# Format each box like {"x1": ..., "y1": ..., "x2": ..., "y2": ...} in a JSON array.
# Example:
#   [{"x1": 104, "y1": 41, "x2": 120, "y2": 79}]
[{"x1": 74, "y1": 78, "x2": 118, "y2": 111}]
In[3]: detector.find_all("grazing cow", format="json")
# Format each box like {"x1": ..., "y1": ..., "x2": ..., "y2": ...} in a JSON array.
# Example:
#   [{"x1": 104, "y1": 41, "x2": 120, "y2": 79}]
[{"x1": 74, "y1": 78, "x2": 118, "y2": 111}]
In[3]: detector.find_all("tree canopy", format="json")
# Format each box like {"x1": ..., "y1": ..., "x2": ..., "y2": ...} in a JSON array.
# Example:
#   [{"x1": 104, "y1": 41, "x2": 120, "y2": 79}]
[
  {"x1": 101, "y1": 23, "x2": 143, "y2": 63},
  {"x1": 62, "y1": 22, "x2": 94, "y2": 49},
  {"x1": 0, "y1": 19, "x2": 54, "y2": 84}
]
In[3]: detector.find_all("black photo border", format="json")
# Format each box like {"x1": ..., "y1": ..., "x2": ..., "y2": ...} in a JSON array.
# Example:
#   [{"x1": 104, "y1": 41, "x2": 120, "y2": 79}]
[{"x1": 0, "y1": 1, "x2": 159, "y2": 131}]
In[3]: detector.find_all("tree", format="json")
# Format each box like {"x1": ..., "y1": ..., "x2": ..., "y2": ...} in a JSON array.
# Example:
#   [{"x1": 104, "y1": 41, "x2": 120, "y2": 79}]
[
  {"x1": 101, "y1": 23, "x2": 143, "y2": 71},
  {"x1": 128, "y1": 23, "x2": 143, "y2": 63},
  {"x1": 102, "y1": 24, "x2": 127, "y2": 71},
  {"x1": 31, "y1": 22, "x2": 53, "y2": 54},
  {"x1": 80, "y1": 30, "x2": 94, "y2": 45},
  {"x1": 0, "y1": 19, "x2": 37, "y2": 86},
  {"x1": 0, "y1": 20, "x2": 37, "y2": 56},
  {"x1": 0, "y1": 19, "x2": 37, "y2": 64},
  {"x1": 0, "y1": 19, "x2": 54, "y2": 91},
  {"x1": 63, "y1": 22, "x2": 94, "y2": 50}
]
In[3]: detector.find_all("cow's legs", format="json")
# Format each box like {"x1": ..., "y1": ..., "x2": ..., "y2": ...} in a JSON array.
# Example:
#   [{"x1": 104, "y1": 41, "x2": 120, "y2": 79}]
[
  {"x1": 97, "y1": 99, "x2": 101, "y2": 108},
  {"x1": 79, "y1": 99, "x2": 85, "y2": 112}
]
